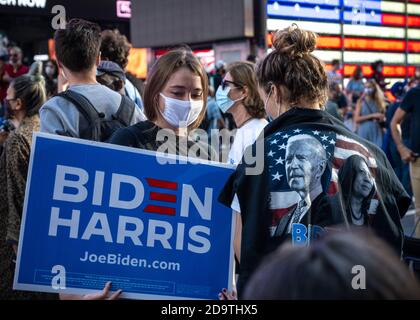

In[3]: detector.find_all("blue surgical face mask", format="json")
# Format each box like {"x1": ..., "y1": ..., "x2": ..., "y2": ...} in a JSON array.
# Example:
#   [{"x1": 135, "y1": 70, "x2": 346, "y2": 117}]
[{"x1": 215, "y1": 85, "x2": 243, "y2": 113}]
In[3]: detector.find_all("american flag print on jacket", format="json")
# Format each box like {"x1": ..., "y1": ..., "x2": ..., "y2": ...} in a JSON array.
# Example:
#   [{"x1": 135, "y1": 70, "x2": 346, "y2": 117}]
[{"x1": 266, "y1": 128, "x2": 378, "y2": 236}]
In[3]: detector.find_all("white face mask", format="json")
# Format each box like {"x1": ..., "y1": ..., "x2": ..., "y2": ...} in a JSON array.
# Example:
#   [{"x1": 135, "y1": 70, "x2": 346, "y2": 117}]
[{"x1": 160, "y1": 93, "x2": 204, "y2": 128}]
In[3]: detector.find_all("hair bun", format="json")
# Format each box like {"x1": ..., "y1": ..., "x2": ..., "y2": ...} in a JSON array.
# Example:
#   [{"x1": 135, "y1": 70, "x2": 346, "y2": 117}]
[
  {"x1": 28, "y1": 61, "x2": 43, "y2": 77},
  {"x1": 272, "y1": 24, "x2": 317, "y2": 59},
  {"x1": 28, "y1": 61, "x2": 45, "y2": 83}
]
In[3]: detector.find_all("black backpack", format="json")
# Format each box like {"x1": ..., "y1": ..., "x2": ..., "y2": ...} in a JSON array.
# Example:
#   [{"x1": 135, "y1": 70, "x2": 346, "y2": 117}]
[{"x1": 57, "y1": 90, "x2": 135, "y2": 142}]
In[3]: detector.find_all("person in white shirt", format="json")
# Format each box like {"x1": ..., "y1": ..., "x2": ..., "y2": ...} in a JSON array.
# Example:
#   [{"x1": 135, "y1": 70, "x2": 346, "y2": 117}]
[
  {"x1": 215, "y1": 61, "x2": 268, "y2": 166},
  {"x1": 215, "y1": 61, "x2": 268, "y2": 275}
]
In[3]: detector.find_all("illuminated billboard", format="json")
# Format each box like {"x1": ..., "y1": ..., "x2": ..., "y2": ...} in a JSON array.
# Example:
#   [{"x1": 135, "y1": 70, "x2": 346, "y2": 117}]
[{"x1": 266, "y1": 0, "x2": 420, "y2": 78}]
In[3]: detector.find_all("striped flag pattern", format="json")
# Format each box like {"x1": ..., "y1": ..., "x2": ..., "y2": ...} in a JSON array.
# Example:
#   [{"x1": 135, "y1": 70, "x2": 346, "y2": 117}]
[{"x1": 144, "y1": 178, "x2": 178, "y2": 216}]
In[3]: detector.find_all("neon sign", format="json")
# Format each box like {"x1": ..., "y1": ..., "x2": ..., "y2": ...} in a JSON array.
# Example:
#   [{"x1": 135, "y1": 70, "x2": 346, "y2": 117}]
[{"x1": 116, "y1": 0, "x2": 131, "y2": 18}]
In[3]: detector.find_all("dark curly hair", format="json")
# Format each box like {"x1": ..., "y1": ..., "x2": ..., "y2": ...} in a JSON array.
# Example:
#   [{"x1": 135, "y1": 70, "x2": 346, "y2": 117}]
[{"x1": 100, "y1": 29, "x2": 132, "y2": 70}]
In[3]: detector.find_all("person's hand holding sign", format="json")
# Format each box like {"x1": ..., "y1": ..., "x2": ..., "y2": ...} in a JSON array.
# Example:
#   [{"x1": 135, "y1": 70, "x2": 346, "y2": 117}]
[{"x1": 60, "y1": 282, "x2": 123, "y2": 300}]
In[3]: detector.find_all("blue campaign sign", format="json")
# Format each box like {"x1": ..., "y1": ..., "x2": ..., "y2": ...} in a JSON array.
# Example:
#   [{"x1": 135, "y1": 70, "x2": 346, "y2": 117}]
[{"x1": 14, "y1": 133, "x2": 235, "y2": 300}]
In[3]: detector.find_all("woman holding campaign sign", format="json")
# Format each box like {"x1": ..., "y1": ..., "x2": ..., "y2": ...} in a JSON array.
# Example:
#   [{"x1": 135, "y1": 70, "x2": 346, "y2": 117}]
[
  {"x1": 0, "y1": 62, "x2": 55, "y2": 299},
  {"x1": 59, "y1": 48, "x2": 213, "y2": 300},
  {"x1": 218, "y1": 24, "x2": 410, "y2": 299}
]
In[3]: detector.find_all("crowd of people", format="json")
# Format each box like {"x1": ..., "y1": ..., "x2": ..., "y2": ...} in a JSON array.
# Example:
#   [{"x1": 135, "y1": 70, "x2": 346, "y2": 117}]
[{"x1": 0, "y1": 18, "x2": 419, "y2": 300}]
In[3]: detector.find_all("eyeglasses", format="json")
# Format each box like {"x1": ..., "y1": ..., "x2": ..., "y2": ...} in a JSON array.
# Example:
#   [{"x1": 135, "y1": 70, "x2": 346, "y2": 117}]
[{"x1": 221, "y1": 79, "x2": 242, "y2": 91}]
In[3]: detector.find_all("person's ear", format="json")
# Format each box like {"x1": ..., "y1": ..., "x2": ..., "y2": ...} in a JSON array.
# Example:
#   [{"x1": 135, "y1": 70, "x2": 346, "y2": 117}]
[
  {"x1": 96, "y1": 52, "x2": 101, "y2": 66},
  {"x1": 242, "y1": 86, "x2": 249, "y2": 99},
  {"x1": 317, "y1": 160, "x2": 327, "y2": 179},
  {"x1": 14, "y1": 98, "x2": 23, "y2": 111}
]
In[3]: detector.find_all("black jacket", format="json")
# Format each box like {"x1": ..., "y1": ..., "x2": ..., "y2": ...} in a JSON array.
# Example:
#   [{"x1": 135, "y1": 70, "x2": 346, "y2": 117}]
[{"x1": 219, "y1": 108, "x2": 410, "y2": 297}]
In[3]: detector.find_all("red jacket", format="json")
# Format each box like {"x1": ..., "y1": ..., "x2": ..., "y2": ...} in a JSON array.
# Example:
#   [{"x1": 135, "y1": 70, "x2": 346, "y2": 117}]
[{"x1": 4, "y1": 63, "x2": 29, "y2": 79}]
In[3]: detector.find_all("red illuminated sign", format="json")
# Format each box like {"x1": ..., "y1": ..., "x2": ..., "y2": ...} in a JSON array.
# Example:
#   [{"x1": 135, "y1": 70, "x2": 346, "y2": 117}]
[
  {"x1": 325, "y1": 64, "x2": 417, "y2": 77},
  {"x1": 268, "y1": 33, "x2": 420, "y2": 53}
]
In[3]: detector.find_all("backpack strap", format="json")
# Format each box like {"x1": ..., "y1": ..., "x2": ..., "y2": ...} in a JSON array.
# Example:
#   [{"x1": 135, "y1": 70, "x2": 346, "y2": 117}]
[
  {"x1": 57, "y1": 90, "x2": 103, "y2": 122},
  {"x1": 113, "y1": 95, "x2": 136, "y2": 126},
  {"x1": 57, "y1": 90, "x2": 104, "y2": 140}
]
